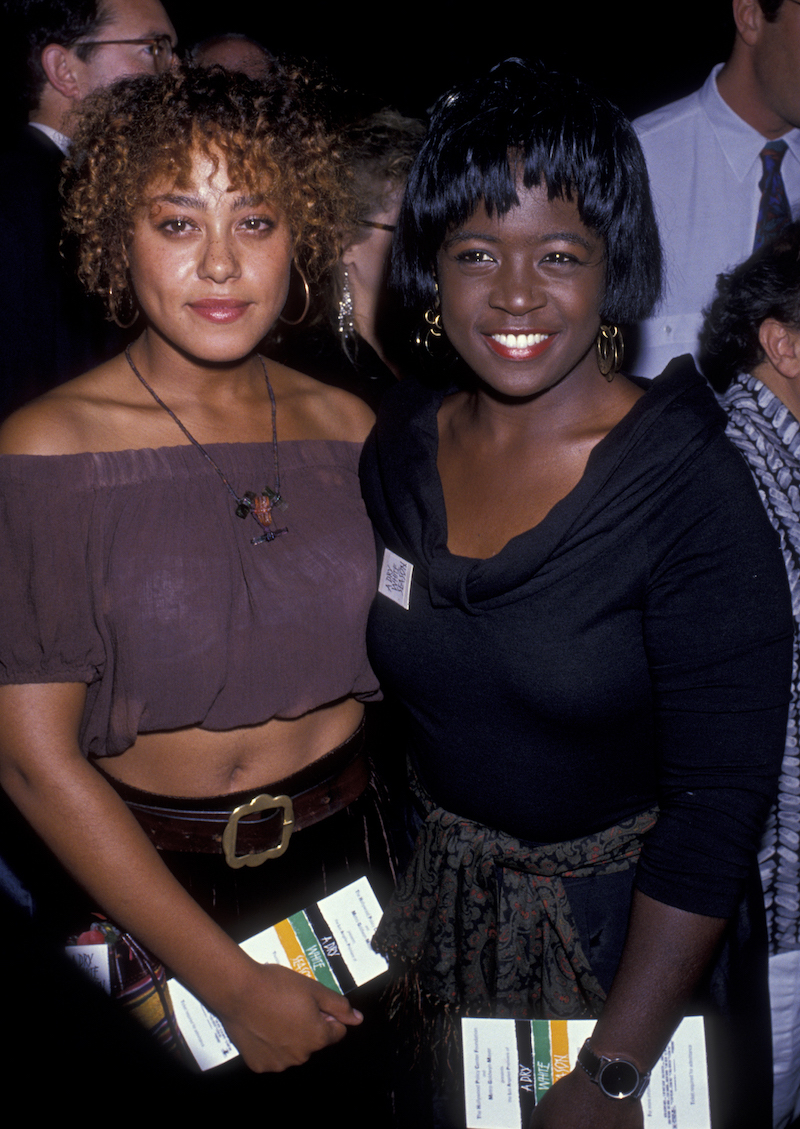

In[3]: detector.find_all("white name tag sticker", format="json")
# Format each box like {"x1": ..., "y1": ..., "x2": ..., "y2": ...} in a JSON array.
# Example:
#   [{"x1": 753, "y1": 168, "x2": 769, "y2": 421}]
[{"x1": 378, "y1": 547, "x2": 413, "y2": 609}]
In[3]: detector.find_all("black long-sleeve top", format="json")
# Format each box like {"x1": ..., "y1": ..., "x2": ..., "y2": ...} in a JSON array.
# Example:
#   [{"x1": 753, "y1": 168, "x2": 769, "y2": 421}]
[{"x1": 360, "y1": 357, "x2": 794, "y2": 918}]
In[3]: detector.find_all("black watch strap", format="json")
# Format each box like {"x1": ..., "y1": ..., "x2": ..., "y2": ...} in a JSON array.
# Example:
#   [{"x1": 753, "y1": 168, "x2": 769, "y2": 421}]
[{"x1": 577, "y1": 1037, "x2": 651, "y2": 1100}]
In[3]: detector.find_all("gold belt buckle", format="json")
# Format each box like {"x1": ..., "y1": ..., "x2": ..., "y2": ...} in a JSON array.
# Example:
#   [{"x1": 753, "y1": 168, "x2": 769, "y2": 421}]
[{"x1": 222, "y1": 793, "x2": 295, "y2": 869}]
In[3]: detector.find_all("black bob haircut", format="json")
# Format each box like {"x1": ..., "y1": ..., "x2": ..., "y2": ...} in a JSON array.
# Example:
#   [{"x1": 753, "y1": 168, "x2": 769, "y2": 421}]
[
  {"x1": 700, "y1": 221, "x2": 800, "y2": 392},
  {"x1": 392, "y1": 58, "x2": 663, "y2": 325}
]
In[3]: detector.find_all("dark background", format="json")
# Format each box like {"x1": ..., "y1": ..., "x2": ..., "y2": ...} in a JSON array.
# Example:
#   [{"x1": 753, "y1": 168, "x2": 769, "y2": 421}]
[
  {"x1": 163, "y1": 0, "x2": 732, "y2": 123},
  {"x1": 0, "y1": 0, "x2": 734, "y2": 130}
]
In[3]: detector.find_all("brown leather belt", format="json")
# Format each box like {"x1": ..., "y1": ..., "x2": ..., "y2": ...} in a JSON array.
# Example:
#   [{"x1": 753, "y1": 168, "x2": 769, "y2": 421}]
[{"x1": 95, "y1": 722, "x2": 368, "y2": 869}]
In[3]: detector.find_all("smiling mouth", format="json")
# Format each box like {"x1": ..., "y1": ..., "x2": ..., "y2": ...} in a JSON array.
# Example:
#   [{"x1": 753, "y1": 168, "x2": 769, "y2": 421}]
[
  {"x1": 492, "y1": 332, "x2": 549, "y2": 348},
  {"x1": 484, "y1": 331, "x2": 555, "y2": 359}
]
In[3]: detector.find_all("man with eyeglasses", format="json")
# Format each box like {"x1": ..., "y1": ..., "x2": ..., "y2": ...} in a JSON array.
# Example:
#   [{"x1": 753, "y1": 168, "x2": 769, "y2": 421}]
[
  {"x1": 632, "y1": 3, "x2": 800, "y2": 1127},
  {"x1": 0, "y1": 0, "x2": 177, "y2": 418}
]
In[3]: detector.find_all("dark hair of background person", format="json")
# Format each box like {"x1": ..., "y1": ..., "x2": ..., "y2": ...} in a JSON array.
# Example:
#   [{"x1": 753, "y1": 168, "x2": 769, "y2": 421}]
[
  {"x1": 700, "y1": 221, "x2": 800, "y2": 391},
  {"x1": 188, "y1": 30, "x2": 273, "y2": 61},
  {"x1": 263, "y1": 104, "x2": 424, "y2": 405},
  {"x1": 186, "y1": 31, "x2": 276, "y2": 80},
  {"x1": 390, "y1": 56, "x2": 663, "y2": 329},
  {"x1": 321, "y1": 107, "x2": 425, "y2": 339},
  {"x1": 342, "y1": 108, "x2": 425, "y2": 223},
  {"x1": 3, "y1": 0, "x2": 111, "y2": 113}
]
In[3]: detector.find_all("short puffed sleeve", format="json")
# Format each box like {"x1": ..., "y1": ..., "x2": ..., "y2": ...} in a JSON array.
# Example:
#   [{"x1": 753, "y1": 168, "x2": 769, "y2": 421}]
[{"x1": 0, "y1": 454, "x2": 106, "y2": 686}]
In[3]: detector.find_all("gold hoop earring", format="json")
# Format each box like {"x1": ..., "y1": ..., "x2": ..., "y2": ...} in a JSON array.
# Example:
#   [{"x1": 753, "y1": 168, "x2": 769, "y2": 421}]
[
  {"x1": 596, "y1": 324, "x2": 624, "y2": 380},
  {"x1": 414, "y1": 282, "x2": 445, "y2": 355},
  {"x1": 279, "y1": 265, "x2": 311, "y2": 326},
  {"x1": 108, "y1": 284, "x2": 139, "y2": 329}
]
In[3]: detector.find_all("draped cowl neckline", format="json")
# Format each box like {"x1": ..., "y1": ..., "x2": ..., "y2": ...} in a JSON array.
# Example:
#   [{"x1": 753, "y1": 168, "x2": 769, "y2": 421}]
[{"x1": 361, "y1": 355, "x2": 727, "y2": 613}]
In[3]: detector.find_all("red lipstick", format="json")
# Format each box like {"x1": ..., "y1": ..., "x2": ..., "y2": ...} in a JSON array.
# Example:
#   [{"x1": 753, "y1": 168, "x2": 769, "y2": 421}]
[{"x1": 483, "y1": 331, "x2": 555, "y2": 361}]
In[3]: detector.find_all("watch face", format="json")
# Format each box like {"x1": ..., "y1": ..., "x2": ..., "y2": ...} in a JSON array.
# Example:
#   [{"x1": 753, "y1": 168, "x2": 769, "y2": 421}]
[{"x1": 599, "y1": 1060, "x2": 640, "y2": 1098}]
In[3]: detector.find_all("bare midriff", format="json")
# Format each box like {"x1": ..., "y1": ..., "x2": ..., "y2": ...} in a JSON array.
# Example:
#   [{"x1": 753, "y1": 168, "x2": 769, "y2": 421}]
[{"x1": 97, "y1": 696, "x2": 365, "y2": 797}]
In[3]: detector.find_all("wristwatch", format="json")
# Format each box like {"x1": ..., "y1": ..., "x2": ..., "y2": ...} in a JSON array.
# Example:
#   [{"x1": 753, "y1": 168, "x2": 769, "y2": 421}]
[{"x1": 576, "y1": 1038, "x2": 651, "y2": 1100}]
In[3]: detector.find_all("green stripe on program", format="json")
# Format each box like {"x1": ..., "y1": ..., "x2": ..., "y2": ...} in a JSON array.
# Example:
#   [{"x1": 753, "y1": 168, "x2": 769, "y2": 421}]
[{"x1": 288, "y1": 911, "x2": 341, "y2": 993}]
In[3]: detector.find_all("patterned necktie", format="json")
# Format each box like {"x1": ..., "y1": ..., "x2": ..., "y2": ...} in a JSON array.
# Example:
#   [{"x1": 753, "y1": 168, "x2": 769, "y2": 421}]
[{"x1": 754, "y1": 140, "x2": 791, "y2": 251}]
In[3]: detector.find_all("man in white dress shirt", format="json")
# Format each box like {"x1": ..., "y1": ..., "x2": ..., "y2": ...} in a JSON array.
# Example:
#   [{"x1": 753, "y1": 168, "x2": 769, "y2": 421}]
[{"x1": 632, "y1": 0, "x2": 800, "y2": 380}]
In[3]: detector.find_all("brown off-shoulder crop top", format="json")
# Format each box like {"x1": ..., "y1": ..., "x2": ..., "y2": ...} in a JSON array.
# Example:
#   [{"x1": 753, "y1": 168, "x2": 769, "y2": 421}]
[{"x1": 0, "y1": 439, "x2": 379, "y2": 757}]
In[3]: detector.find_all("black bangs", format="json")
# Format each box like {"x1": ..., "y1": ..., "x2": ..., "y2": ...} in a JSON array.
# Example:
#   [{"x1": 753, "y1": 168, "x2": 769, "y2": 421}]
[{"x1": 392, "y1": 57, "x2": 662, "y2": 326}]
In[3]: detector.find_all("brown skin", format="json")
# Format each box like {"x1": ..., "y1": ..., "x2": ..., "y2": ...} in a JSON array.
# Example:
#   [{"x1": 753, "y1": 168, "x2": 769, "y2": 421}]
[
  {"x1": 0, "y1": 680, "x2": 363, "y2": 1071},
  {"x1": 437, "y1": 375, "x2": 642, "y2": 559},
  {"x1": 529, "y1": 894, "x2": 726, "y2": 1128},
  {"x1": 433, "y1": 185, "x2": 731, "y2": 1127},
  {"x1": 0, "y1": 375, "x2": 372, "y2": 1071},
  {"x1": 0, "y1": 149, "x2": 375, "y2": 1070},
  {"x1": 436, "y1": 185, "x2": 643, "y2": 559},
  {"x1": 0, "y1": 148, "x2": 374, "y2": 792},
  {"x1": 0, "y1": 351, "x2": 372, "y2": 796}
]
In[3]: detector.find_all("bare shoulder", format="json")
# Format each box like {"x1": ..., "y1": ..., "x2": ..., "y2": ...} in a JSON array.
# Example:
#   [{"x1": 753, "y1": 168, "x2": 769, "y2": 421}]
[
  {"x1": 309, "y1": 381, "x2": 376, "y2": 443},
  {"x1": 0, "y1": 388, "x2": 89, "y2": 456},
  {"x1": 0, "y1": 357, "x2": 138, "y2": 456},
  {"x1": 268, "y1": 361, "x2": 375, "y2": 444}
]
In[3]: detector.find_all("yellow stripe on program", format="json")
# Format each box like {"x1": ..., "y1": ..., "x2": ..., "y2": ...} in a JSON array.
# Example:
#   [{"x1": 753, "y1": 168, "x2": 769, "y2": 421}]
[
  {"x1": 274, "y1": 919, "x2": 314, "y2": 979},
  {"x1": 550, "y1": 1020, "x2": 572, "y2": 1082}
]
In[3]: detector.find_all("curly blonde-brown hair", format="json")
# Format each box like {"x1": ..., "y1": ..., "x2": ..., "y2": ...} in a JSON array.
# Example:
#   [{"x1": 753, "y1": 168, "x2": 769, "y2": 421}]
[{"x1": 62, "y1": 63, "x2": 356, "y2": 325}]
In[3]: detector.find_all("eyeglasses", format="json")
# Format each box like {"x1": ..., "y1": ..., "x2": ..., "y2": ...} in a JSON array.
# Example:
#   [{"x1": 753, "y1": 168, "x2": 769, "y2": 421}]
[
  {"x1": 78, "y1": 34, "x2": 175, "y2": 73},
  {"x1": 358, "y1": 219, "x2": 396, "y2": 233}
]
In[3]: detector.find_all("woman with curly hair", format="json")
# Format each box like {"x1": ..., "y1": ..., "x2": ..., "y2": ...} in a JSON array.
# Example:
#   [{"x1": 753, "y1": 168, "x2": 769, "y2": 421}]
[{"x1": 0, "y1": 64, "x2": 394, "y2": 1109}]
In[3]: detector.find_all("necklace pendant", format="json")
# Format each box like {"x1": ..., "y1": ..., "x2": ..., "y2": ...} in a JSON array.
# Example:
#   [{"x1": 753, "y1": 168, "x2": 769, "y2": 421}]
[
  {"x1": 235, "y1": 492, "x2": 256, "y2": 519},
  {"x1": 251, "y1": 525, "x2": 288, "y2": 545},
  {"x1": 124, "y1": 348, "x2": 287, "y2": 547},
  {"x1": 264, "y1": 484, "x2": 288, "y2": 512},
  {"x1": 250, "y1": 492, "x2": 274, "y2": 527},
  {"x1": 235, "y1": 488, "x2": 289, "y2": 545}
]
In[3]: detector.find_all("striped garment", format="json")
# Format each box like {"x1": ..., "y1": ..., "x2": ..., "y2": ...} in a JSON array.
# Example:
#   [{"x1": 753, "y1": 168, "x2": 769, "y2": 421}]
[{"x1": 720, "y1": 373, "x2": 800, "y2": 954}]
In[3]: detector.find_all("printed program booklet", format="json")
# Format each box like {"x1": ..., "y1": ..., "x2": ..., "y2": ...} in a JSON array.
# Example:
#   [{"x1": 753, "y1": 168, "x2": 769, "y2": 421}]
[
  {"x1": 166, "y1": 876, "x2": 388, "y2": 1070},
  {"x1": 66, "y1": 876, "x2": 388, "y2": 1072},
  {"x1": 462, "y1": 1015, "x2": 710, "y2": 1129}
]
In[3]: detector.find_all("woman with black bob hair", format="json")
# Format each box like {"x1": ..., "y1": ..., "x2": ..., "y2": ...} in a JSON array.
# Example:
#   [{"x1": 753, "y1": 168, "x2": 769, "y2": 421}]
[
  {"x1": 392, "y1": 60, "x2": 661, "y2": 335},
  {"x1": 361, "y1": 58, "x2": 793, "y2": 1128}
]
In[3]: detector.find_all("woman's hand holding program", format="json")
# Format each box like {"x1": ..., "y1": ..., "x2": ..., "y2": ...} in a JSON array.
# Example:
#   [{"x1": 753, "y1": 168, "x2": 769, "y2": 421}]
[{"x1": 215, "y1": 957, "x2": 363, "y2": 1073}]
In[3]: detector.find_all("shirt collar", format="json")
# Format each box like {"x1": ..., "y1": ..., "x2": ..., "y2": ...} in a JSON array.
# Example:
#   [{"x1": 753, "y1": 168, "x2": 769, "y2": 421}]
[
  {"x1": 700, "y1": 63, "x2": 800, "y2": 181},
  {"x1": 29, "y1": 122, "x2": 71, "y2": 156}
]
